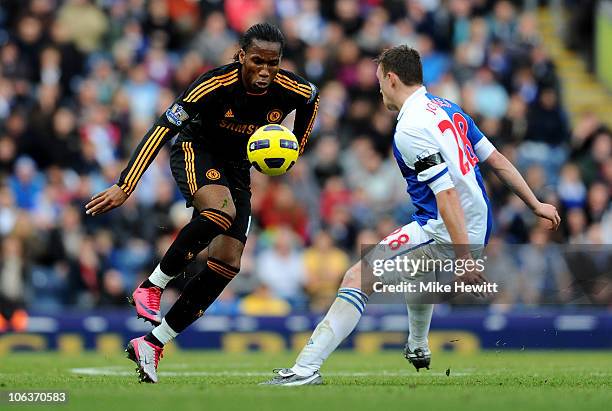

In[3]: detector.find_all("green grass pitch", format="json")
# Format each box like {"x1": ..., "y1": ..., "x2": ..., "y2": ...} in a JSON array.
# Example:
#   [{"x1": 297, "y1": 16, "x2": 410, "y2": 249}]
[{"x1": 2, "y1": 350, "x2": 611, "y2": 411}]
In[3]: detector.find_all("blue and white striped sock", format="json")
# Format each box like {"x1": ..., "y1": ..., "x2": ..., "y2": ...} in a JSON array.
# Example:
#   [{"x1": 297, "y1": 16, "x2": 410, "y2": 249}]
[
  {"x1": 292, "y1": 287, "x2": 368, "y2": 377},
  {"x1": 336, "y1": 287, "x2": 368, "y2": 314}
]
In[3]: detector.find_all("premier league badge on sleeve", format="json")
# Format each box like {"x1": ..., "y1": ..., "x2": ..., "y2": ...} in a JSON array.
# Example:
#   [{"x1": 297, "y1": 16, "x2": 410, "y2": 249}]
[{"x1": 166, "y1": 103, "x2": 190, "y2": 126}]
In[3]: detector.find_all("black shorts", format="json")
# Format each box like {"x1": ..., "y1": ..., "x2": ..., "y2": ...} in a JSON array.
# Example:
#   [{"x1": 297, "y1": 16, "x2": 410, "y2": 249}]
[{"x1": 170, "y1": 140, "x2": 252, "y2": 244}]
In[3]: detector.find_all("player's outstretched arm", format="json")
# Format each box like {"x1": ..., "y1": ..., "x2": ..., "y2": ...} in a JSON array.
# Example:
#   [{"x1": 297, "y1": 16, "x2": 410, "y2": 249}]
[
  {"x1": 85, "y1": 70, "x2": 219, "y2": 216},
  {"x1": 484, "y1": 150, "x2": 561, "y2": 230},
  {"x1": 84, "y1": 115, "x2": 179, "y2": 216}
]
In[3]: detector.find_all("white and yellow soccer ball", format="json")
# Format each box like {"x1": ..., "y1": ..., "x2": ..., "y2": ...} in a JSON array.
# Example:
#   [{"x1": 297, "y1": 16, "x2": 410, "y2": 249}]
[{"x1": 247, "y1": 124, "x2": 299, "y2": 176}]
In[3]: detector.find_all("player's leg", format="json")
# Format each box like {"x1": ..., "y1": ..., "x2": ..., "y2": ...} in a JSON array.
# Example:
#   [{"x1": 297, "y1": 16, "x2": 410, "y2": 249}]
[
  {"x1": 402, "y1": 242, "x2": 485, "y2": 371},
  {"x1": 131, "y1": 143, "x2": 235, "y2": 325},
  {"x1": 262, "y1": 222, "x2": 433, "y2": 385},
  {"x1": 148, "y1": 183, "x2": 236, "y2": 286},
  {"x1": 260, "y1": 260, "x2": 370, "y2": 386},
  {"x1": 148, "y1": 185, "x2": 250, "y2": 346},
  {"x1": 401, "y1": 244, "x2": 436, "y2": 371},
  {"x1": 381, "y1": 225, "x2": 435, "y2": 371},
  {"x1": 127, "y1": 234, "x2": 245, "y2": 383},
  {"x1": 369, "y1": 222, "x2": 435, "y2": 370},
  {"x1": 260, "y1": 242, "x2": 374, "y2": 384},
  {"x1": 297, "y1": 261, "x2": 371, "y2": 373},
  {"x1": 126, "y1": 186, "x2": 251, "y2": 383},
  {"x1": 403, "y1": 299, "x2": 434, "y2": 371},
  {"x1": 152, "y1": 234, "x2": 243, "y2": 342}
]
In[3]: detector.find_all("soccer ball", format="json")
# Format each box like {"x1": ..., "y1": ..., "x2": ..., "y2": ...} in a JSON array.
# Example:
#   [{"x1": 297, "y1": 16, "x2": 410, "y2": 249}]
[{"x1": 247, "y1": 124, "x2": 299, "y2": 176}]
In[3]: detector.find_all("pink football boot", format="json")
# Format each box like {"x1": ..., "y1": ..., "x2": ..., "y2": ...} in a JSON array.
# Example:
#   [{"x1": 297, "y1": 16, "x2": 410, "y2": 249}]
[
  {"x1": 129, "y1": 282, "x2": 162, "y2": 326},
  {"x1": 125, "y1": 336, "x2": 164, "y2": 383}
]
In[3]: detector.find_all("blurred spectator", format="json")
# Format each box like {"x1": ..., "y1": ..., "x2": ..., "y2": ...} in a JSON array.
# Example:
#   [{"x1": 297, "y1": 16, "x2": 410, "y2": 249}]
[
  {"x1": 303, "y1": 230, "x2": 350, "y2": 311},
  {"x1": 497, "y1": 93, "x2": 528, "y2": 145},
  {"x1": 311, "y1": 135, "x2": 343, "y2": 186},
  {"x1": 320, "y1": 176, "x2": 352, "y2": 224},
  {"x1": 256, "y1": 227, "x2": 305, "y2": 306},
  {"x1": 498, "y1": 194, "x2": 533, "y2": 243},
  {"x1": 489, "y1": 1, "x2": 516, "y2": 44},
  {"x1": 99, "y1": 269, "x2": 129, "y2": 307},
  {"x1": 48, "y1": 20, "x2": 85, "y2": 96},
  {"x1": 0, "y1": 236, "x2": 28, "y2": 331},
  {"x1": 327, "y1": 204, "x2": 359, "y2": 251},
  {"x1": 518, "y1": 227, "x2": 572, "y2": 304},
  {"x1": 470, "y1": 67, "x2": 508, "y2": 119},
  {"x1": 208, "y1": 288, "x2": 241, "y2": 315},
  {"x1": 557, "y1": 163, "x2": 587, "y2": 210},
  {"x1": 57, "y1": 0, "x2": 108, "y2": 53},
  {"x1": 345, "y1": 148, "x2": 404, "y2": 215},
  {"x1": 8, "y1": 156, "x2": 45, "y2": 211},
  {"x1": 586, "y1": 182, "x2": 610, "y2": 224},
  {"x1": 565, "y1": 0, "x2": 596, "y2": 70},
  {"x1": 386, "y1": 18, "x2": 418, "y2": 49},
  {"x1": 565, "y1": 208, "x2": 588, "y2": 244},
  {"x1": 81, "y1": 104, "x2": 120, "y2": 167},
  {"x1": 240, "y1": 283, "x2": 291, "y2": 316},
  {"x1": 49, "y1": 108, "x2": 83, "y2": 170},
  {"x1": 334, "y1": 0, "x2": 363, "y2": 36},
  {"x1": 283, "y1": 160, "x2": 321, "y2": 230},
  {"x1": 0, "y1": 1, "x2": 608, "y2": 313},
  {"x1": 517, "y1": 87, "x2": 570, "y2": 182},
  {"x1": 355, "y1": 7, "x2": 388, "y2": 56},
  {"x1": 295, "y1": 0, "x2": 325, "y2": 45},
  {"x1": 525, "y1": 88, "x2": 569, "y2": 146},
  {"x1": 462, "y1": 17, "x2": 488, "y2": 69},
  {"x1": 122, "y1": 64, "x2": 161, "y2": 122},
  {"x1": 419, "y1": 34, "x2": 449, "y2": 86},
  {"x1": 0, "y1": 185, "x2": 18, "y2": 236},
  {"x1": 191, "y1": 11, "x2": 237, "y2": 66},
  {"x1": 481, "y1": 236, "x2": 521, "y2": 306},
  {"x1": 143, "y1": 0, "x2": 180, "y2": 50},
  {"x1": 258, "y1": 183, "x2": 309, "y2": 240}
]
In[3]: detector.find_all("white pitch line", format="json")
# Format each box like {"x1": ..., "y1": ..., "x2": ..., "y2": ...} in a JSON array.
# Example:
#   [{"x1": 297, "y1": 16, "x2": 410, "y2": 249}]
[{"x1": 69, "y1": 366, "x2": 474, "y2": 377}]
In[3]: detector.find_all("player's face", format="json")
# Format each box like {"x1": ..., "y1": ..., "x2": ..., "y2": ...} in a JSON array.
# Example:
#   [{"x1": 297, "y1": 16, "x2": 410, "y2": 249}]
[
  {"x1": 239, "y1": 40, "x2": 282, "y2": 93},
  {"x1": 376, "y1": 64, "x2": 398, "y2": 111}
]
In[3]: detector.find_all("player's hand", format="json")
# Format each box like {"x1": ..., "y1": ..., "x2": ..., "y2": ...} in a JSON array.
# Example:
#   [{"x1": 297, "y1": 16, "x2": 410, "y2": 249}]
[
  {"x1": 533, "y1": 202, "x2": 561, "y2": 231},
  {"x1": 85, "y1": 184, "x2": 128, "y2": 216},
  {"x1": 455, "y1": 259, "x2": 489, "y2": 298}
]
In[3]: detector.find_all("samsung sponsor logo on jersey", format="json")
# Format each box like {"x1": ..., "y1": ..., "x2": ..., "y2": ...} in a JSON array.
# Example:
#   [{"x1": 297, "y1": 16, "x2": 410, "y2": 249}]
[
  {"x1": 219, "y1": 119, "x2": 258, "y2": 135},
  {"x1": 166, "y1": 104, "x2": 190, "y2": 126}
]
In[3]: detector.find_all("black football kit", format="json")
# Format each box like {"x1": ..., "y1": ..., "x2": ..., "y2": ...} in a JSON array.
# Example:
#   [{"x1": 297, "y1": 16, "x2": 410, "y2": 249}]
[{"x1": 116, "y1": 61, "x2": 319, "y2": 243}]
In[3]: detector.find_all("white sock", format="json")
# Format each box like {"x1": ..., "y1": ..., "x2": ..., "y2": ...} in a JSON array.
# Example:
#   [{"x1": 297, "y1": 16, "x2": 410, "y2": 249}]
[
  {"x1": 149, "y1": 264, "x2": 173, "y2": 289},
  {"x1": 292, "y1": 287, "x2": 368, "y2": 377},
  {"x1": 407, "y1": 304, "x2": 434, "y2": 350},
  {"x1": 151, "y1": 318, "x2": 178, "y2": 346}
]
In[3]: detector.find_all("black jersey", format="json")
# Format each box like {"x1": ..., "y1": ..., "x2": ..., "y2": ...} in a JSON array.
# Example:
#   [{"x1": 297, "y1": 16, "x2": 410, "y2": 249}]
[{"x1": 117, "y1": 62, "x2": 319, "y2": 196}]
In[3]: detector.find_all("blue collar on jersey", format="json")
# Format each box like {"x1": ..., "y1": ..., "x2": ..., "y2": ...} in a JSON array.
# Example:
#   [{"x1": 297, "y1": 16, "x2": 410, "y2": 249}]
[{"x1": 397, "y1": 85, "x2": 427, "y2": 121}]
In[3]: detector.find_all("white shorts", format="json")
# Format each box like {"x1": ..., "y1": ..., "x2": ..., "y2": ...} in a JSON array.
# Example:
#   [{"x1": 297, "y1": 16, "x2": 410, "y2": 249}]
[
  {"x1": 365, "y1": 221, "x2": 486, "y2": 304},
  {"x1": 365, "y1": 221, "x2": 435, "y2": 282},
  {"x1": 372, "y1": 220, "x2": 485, "y2": 273}
]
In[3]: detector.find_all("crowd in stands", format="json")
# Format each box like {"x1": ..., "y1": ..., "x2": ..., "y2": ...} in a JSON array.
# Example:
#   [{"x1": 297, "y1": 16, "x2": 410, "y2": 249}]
[{"x1": 0, "y1": 0, "x2": 610, "y2": 328}]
